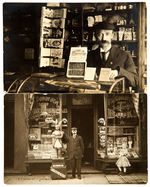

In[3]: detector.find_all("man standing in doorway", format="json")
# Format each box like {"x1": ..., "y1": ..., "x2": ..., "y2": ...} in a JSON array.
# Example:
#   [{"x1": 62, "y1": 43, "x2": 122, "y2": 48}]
[
  {"x1": 87, "y1": 21, "x2": 138, "y2": 91},
  {"x1": 67, "y1": 127, "x2": 84, "y2": 179}
]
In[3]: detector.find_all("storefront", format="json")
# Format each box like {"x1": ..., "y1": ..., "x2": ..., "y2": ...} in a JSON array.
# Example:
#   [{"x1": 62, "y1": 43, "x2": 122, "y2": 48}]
[{"x1": 4, "y1": 94, "x2": 147, "y2": 174}]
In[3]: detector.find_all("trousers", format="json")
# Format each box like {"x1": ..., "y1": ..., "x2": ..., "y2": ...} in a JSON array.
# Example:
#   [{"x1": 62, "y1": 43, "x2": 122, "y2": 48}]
[{"x1": 70, "y1": 156, "x2": 81, "y2": 177}]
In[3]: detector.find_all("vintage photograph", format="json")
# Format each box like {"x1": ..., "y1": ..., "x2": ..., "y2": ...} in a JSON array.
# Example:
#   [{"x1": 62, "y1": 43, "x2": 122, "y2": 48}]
[
  {"x1": 3, "y1": 2, "x2": 147, "y2": 93},
  {"x1": 4, "y1": 93, "x2": 147, "y2": 184},
  {"x1": 2, "y1": 1, "x2": 148, "y2": 185}
]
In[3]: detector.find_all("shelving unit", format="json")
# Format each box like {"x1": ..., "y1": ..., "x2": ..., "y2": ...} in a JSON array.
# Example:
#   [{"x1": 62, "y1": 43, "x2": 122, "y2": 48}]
[
  {"x1": 39, "y1": 6, "x2": 67, "y2": 68},
  {"x1": 82, "y1": 3, "x2": 139, "y2": 69}
]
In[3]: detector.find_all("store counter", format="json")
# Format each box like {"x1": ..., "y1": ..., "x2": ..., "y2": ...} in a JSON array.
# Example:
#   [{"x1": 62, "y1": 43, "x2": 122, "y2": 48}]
[{"x1": 6, "y1": 73, "x2": 125, "y2": 93}]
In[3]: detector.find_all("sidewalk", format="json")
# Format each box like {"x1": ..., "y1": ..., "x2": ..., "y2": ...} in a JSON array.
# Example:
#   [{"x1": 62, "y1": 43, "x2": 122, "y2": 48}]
[{"x1": 4, "y1": 173, "x2": 148, "y2": 184}]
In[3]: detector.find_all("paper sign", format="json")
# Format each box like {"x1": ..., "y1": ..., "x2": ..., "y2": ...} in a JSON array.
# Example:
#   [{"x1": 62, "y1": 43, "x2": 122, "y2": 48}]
[
  {"x1": 69, "y1": 47, "x2": 87, "y2": 62},
  {"x1": 99, "y1": 68, "x2": 111, "y2": 81},
  {"x1": 99, "y1": 68, "x2": 118, "y2": 82},
  {"x1": 84, "y1": 67, "x2": 96, "y2": 80}
]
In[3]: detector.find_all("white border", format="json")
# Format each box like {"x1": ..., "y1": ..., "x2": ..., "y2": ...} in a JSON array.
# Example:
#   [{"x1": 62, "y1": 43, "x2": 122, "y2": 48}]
[{"x1": 0, "y1": 1, "x2": 149, "y2": 187}]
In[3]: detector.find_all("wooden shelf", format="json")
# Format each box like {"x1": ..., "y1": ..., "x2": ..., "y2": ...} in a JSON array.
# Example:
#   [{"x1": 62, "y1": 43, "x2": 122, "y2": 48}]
[
  {"x1": 82, "y1": 40, "x2": 138, "y2": 45},
  {"x1": 107, "y1": 133, "x2": 135, "y2": 136},
  {"x1": 107, "y1": 126, "x2": 136, "y2": 128},
  {"x1": 112, "y1": 40, "x2": 138, "y2": 43},
  {"x1": 83, "y1": 8, "x2": 136, "y2": 16},
  {"x1": 83, "y1": 24, "x2": 137, "y2": 30}
]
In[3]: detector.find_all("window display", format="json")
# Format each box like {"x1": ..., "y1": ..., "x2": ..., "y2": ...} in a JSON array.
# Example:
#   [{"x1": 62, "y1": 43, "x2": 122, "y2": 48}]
[
  {"x1": 97, "y1": 94, "x2": 139, "y2": 160},
  {"x1": 27, "y1": 95, "x2": 68, "y2": 160}
]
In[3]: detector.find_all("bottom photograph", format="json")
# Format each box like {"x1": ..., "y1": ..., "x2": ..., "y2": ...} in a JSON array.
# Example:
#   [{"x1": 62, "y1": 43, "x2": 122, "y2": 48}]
[{"x1": 4, "y1": 93, "x2": 147, "y2": 184}]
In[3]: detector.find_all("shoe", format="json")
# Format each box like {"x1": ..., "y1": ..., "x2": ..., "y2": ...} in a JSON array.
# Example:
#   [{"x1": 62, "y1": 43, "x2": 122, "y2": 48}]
[
  {"x1": 118, "y1": 171, "x2": 122, "y2": 175},
  {"x1": 70, "y1": 176, "x2": 76, "y2": 179},
  {"x1": 121, "y1": 172, "x2": 127, "y2": 176},
  {"x1": 78, "y1": 176, "x2": 81, "y2": 179}
]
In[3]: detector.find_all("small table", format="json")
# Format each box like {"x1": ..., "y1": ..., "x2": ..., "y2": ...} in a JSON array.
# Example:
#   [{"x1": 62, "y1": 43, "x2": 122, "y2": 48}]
[{"x1": 24, "y1": 159, "x2": 52, "y2": 175}]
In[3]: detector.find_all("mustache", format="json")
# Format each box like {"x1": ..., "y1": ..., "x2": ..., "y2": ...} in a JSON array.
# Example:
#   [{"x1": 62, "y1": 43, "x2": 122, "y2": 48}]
[
  {"x1": 96, "y1": 40, "x2": 110, "y2": 45},
  {"x1": 100, "y1": 40, "x2": 109, "y2": 44}
]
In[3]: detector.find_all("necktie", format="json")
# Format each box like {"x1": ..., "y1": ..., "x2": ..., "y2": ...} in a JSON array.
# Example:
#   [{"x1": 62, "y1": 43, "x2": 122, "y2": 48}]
[{"x1": 101, "y1": 52, "x2": 106, "y2": 62}]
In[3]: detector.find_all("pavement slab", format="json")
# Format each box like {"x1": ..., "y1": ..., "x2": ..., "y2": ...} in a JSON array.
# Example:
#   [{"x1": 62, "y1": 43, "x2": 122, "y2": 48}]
[{"x1": 4, "y1": 173, "x2": 148, "y2": 185}]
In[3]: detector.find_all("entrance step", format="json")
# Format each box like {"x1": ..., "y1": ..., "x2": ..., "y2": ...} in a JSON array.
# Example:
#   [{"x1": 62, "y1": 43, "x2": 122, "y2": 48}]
[{"x1": 68, "y1": 166, "x2": 102, "y2": 174}]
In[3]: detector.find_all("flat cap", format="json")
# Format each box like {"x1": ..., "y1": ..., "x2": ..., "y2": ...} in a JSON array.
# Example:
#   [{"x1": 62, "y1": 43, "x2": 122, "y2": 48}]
[
  {"x1": 94, "y1": 21, "x2": 115, "y2": 30},
  {"x1": 71, "y1": 127, "x2": 77, "y2": 130}
]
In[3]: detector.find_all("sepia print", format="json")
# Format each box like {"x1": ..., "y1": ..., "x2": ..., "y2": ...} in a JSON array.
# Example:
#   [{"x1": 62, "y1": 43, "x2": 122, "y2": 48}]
[
  {"x1": 4, "y1": 93, "x2": 147, "y2": 184},
  {"x1": 4, "y1": 2, "x2": 147, "y2": 93},
  {"x1": 3, "y1": 2, "x2": 147, "y2": 185}
]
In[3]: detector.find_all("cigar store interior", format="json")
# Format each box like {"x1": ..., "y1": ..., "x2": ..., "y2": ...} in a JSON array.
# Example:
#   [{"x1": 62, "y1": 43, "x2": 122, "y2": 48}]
[
  {"x1": 4, "y1": 94, "x2": 147, "y2": 174},
  {"x1": 4, "y1": 2, "x2": 147, "y2": 94}
]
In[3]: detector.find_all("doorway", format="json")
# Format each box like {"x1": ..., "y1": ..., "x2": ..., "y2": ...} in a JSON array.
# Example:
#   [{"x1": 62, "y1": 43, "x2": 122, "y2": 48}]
[{"x1": 71, "y1": 108, "x2": 94, "y2": 166}]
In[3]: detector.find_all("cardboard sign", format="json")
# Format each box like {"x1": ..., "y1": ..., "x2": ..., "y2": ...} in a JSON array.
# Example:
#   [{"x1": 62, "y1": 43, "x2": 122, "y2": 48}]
[
  {"x1": 99, "y1": 68, "x2": 118, "y2": 82},
  {"x1": 69, "y1": 47, "x2": 87, "y2": 62},
  {"x1": 84, "y1": 67, "x2": 96, "y2": 80}
]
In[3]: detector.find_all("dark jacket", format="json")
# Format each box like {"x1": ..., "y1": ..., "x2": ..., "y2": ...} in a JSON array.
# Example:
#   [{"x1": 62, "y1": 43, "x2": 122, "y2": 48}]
[
  {"x1": 67, "y1": 135, "x2": 84, "y2": 159},
  {"x1": 87, "y1": 46, "x2": 138, "y2": 88}
]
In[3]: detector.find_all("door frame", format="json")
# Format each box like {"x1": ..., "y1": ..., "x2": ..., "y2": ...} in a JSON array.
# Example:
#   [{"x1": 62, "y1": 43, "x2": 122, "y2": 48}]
[{"x1": 67, "y1": 95, "x2": 95, "y2": 166}]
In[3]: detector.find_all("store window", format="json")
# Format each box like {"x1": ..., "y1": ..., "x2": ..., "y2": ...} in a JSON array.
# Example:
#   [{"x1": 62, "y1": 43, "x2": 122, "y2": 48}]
[
  {"x1": 27, "y1": 95, "x2": 68, "y2": 160},
  {"x1": 97, "y1": 94, "x2": 139, "y2": 159}
]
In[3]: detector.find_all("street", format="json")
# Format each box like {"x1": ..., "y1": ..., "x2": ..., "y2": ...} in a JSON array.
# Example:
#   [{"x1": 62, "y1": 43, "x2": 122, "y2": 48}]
[{"x1": 4, "y1": 173, "x2": 148, "y2": 184}]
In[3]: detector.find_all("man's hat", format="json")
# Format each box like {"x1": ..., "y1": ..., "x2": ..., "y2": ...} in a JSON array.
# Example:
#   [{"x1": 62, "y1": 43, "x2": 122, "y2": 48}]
[
  {"x1": 94, "y1": 21, "x2": 115, "y2": 30},
  {"x1": 71, "y1": 127, "x2": 77, "y2": 130}
]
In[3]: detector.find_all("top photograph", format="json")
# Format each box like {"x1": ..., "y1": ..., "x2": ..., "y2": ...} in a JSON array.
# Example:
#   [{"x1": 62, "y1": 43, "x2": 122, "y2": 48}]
[{"x1": 3, "y1": 2, "x2": 147, "y2": 93}]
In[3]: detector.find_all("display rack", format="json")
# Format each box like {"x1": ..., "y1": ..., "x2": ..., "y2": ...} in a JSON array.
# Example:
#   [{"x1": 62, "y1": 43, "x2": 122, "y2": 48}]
[{"x1": 39, "y1": 6, "x2": 67, "y2": 68}]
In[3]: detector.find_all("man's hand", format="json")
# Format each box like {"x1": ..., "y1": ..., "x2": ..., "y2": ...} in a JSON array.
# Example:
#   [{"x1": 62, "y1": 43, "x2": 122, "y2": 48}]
[{"x1": 109, "y1": 70, "x2": 118, "y2": 80}]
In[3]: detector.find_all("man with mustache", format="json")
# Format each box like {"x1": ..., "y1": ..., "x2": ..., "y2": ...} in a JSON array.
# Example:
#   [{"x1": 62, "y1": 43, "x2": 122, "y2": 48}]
[
  {"x1": 67, "y1": 127, "x2": 84, "y2": 179},
  {"x1": 87, "y1": 22, "x2": 138, "y2": 90}
]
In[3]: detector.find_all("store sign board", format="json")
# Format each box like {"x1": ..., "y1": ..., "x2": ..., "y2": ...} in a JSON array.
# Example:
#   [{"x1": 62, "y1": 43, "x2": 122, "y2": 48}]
[{"x1": 72, "y1": 95, "x2": 92, "y2": 105}]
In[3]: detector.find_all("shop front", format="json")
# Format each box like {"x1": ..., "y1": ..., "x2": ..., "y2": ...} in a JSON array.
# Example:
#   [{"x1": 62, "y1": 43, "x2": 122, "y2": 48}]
[{"x1": 4, "y1": 94, "x2": 147, "y2": 174}]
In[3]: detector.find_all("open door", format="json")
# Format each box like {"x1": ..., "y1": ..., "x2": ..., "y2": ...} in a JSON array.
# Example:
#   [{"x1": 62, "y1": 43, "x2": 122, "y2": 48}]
[{"x1": 71, "y1": 108, "x2": 94, "y2": 166}]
